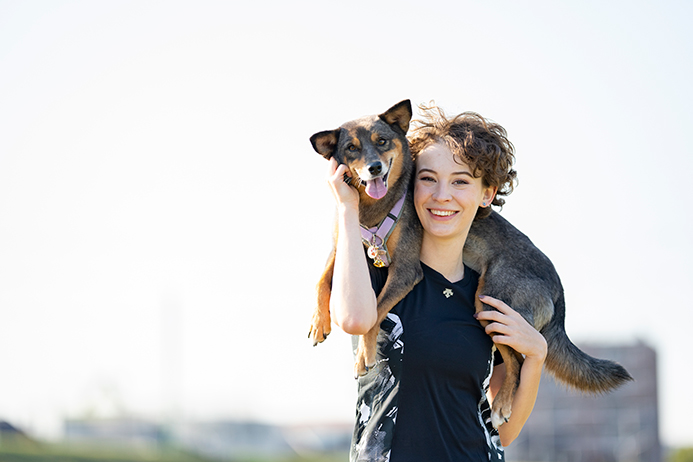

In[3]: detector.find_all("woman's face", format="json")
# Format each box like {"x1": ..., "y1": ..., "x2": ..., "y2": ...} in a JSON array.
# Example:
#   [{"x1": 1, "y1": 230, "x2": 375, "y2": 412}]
[{"x1": 414, "y1": 142, "x2": 496, "y2": 243}]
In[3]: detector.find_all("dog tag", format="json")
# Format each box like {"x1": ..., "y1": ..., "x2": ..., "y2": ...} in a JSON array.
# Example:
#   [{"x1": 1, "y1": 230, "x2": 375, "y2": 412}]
[
  {"x1": 374, "y1": 257, "x2": 386, "y2": 268},
  {"x1": 367, "y1": 245, "x2": 380, "y2": 260}
]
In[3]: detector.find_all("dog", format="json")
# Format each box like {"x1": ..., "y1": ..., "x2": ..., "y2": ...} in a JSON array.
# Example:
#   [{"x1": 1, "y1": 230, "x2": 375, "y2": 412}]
[
  {"x1": 308, "y1": 100, "x2": 633, "y2": 428},
  {"x1": 308, "y1": 99, "x2": 424, "y2": 378}
]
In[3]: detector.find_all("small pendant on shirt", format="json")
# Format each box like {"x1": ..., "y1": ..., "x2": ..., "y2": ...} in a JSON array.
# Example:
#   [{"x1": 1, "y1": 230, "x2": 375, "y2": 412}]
[{"x1": 443, "y1": 288, "x2": 453, "y2": 298}]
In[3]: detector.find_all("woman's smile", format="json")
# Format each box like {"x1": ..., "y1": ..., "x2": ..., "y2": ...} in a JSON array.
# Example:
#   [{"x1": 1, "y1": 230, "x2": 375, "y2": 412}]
[{"x1": 428, "y1": 209, "x2": 458, "y2": 218}]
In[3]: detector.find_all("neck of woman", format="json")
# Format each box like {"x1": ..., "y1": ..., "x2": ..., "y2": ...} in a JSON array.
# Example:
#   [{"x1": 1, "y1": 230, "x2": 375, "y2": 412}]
[{"x1": 419, "y1": 231, "x2": 469, "y2": 283}]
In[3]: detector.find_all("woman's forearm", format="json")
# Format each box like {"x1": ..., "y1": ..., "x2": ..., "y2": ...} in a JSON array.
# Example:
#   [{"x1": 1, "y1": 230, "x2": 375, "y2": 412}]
[{"x1": 330, "y1": 204, "x2": 378, "y2": 335}]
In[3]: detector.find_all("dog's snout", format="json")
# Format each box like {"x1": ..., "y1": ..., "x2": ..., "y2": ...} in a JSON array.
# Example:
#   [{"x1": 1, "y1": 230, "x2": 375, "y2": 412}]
[{"x1": 368, "y1": 162, "x2": 383, "y2": 176}]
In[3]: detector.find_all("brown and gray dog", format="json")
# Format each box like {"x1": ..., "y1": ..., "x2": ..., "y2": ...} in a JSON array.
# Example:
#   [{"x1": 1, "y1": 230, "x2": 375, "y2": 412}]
[{"x1": 309, "y1": 100, "x2": 632, "y2": 428}]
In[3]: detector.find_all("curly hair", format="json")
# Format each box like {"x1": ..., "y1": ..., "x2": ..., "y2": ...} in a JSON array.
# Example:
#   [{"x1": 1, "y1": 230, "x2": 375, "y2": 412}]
[{"x1": 408, "y1": 103, "x2": 517, "y2": 219}]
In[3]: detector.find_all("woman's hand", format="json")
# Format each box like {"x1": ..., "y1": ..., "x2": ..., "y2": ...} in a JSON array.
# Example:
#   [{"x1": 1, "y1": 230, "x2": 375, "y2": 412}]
[
  {"x1": 327, "y1": 158, "x2": 359, "y2": 210},
  {"x1": 475, "y1": 295, "x2": 547, "y2": 363},
  {"x1": 478, "y1": 295, "x2": 547, "y2": 446}
]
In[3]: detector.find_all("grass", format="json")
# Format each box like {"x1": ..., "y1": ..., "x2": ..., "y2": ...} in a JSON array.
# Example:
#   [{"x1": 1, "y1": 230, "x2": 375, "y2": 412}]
[
  {"x1": 0, "y1": 439, "x2": 347, "y2": 462},
  {"x1": 0, "y1": 442, "x2": 211, "y2": 462}
]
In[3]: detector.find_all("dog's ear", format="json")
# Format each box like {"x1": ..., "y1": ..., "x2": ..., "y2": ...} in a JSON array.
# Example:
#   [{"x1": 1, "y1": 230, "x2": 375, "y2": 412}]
[
  {"x1": 310, "y1": 129, "x2": 340, "y2": 159},
  {"x1": 379, "y1": 100, "x2": 412, "y2": 135}
]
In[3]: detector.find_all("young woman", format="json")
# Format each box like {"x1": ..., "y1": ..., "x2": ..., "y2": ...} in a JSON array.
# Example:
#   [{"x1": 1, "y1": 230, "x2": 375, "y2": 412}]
[{"x1": 327, "y1": 105, "x2": 547, "y2": 462}]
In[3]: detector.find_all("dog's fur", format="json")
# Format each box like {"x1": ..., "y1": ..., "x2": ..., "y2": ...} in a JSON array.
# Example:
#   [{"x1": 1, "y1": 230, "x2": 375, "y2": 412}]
[{"x1": 309, "y1": 100, "x2": 633, "y2": 428}]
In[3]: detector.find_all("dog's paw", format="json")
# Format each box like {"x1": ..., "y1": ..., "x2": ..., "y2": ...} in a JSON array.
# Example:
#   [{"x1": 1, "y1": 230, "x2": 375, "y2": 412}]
[
  {"x1": 353, "y1": 345, "x2": 376, "y2": 378},
  {"x1": 490, "y1": 389, "x2": 513, "y2": 428},
  {"x1": 308, "y1": 311, "x2": 331, "y2": 346},
  {"x1": 353, "y1": 357, "x2": 370, "y2": 378},
  {"x1": 491, "y1": 407, "x2": 511, "y2": 429}
]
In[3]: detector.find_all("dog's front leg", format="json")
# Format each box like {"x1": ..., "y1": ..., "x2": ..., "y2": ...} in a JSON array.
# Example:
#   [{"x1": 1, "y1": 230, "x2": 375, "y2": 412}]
[{"x1": 309, "y1": 248, "x2": 335, "y2": 346}]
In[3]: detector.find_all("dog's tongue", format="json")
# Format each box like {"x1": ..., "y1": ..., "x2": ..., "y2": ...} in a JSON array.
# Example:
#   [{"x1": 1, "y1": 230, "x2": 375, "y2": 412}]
[{"x1": 365, "y1": 177, "x2": 388, "y2": 200}]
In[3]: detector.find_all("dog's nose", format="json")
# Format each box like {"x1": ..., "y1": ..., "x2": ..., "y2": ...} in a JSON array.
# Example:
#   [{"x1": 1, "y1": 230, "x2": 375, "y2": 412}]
[{"x1": 368, "y1": 162, "x2": 383, "y2": 176}]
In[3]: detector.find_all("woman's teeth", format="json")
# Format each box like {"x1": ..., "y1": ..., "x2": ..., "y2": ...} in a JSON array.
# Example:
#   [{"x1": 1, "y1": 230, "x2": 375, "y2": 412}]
[{"x1": 430, "y1": 209, "x2": 456, "y2": 217}]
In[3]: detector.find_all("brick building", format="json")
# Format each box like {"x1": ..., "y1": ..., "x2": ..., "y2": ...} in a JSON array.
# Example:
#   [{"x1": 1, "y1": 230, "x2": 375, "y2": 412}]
[{"x1": 506, "y1": 341, "x2": 660, "y2": 462}]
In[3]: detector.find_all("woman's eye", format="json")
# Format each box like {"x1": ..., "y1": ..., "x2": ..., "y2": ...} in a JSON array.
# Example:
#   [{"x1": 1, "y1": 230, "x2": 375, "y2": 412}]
[
  {"x1": 453, "y1": 179, "x2": 469, "y2": 186},
  {"x1": 419, "y1": 176, "x2": 435, "y2": 182}
]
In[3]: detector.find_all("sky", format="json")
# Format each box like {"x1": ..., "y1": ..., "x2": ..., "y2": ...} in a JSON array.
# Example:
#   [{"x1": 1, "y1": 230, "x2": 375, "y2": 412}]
[{"x1": 1, "y1": 0, "x2": 692, "y2": 448}]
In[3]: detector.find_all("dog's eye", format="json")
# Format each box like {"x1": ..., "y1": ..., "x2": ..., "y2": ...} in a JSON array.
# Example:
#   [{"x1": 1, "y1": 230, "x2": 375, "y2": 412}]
[
  {"x1": 347, "y1": 144, "x2": 358, "y2": 151},
  {"x1": 377, "y1": 138, "x2": 387, "y2": 146}
]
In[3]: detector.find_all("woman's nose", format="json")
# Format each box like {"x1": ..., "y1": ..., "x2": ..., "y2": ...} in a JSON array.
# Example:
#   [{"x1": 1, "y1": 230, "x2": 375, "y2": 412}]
[{"x1": 432, "y1": 183, "x2": 451, "y2": 201}]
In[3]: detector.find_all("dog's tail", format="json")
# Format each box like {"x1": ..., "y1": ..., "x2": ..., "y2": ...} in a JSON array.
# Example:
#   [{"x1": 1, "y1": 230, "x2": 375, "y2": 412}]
[{"x1": 542, "y1": 295, "x2": 633, "y2": 393}]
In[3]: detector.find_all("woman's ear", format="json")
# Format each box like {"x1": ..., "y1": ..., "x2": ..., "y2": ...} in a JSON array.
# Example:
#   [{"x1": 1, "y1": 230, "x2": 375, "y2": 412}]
[{"x1": 482, "y1": 186, "x2": 498, "y2": 207}]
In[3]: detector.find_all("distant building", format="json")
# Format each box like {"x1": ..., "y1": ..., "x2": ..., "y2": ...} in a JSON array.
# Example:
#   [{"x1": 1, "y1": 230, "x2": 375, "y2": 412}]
[
  {"x1": 175, "y1": 421, "x2": 351, "y2": 459},
  {"x1": 63, "y1": 417, "x2": 351, "y2": 459},
  {"x1": 64, "y1": 417, "x2": 165, "y2": 448},
  {"x1": 506, "y1": 341, "x2": 660, "y2": 462},
  {"x1": 173, "y1": 420, "x2": 293, "y2": 459}
]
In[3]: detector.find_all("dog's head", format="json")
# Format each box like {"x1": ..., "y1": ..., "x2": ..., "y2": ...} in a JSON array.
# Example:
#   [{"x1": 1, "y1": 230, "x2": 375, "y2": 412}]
[{"x1": 310, "y1": 100, "x2": 412, "y2": 200}]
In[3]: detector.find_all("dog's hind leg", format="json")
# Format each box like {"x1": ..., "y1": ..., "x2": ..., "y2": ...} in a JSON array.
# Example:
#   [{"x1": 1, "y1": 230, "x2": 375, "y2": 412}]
[
  {"x1": 354, "y1": 326, "x2": 379, "y2": 378},
  {"x1": 354, "y1": 261, "x2": 423, "y2": 377},
  {"x1": 474, "y1": 273, "x2": 524, "y2": 428},
  {"x1": 490, "y1": 344, "x2": 523, "y2": 428},
  {"x1": 309, "y1": 248, "x2": 335, "y2": 346}
]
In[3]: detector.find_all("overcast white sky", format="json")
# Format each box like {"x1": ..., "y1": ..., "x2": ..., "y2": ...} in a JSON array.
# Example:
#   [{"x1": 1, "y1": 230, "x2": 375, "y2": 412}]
[{"x1": 1, "y1": 0, "x2": 692, "y2": 448}]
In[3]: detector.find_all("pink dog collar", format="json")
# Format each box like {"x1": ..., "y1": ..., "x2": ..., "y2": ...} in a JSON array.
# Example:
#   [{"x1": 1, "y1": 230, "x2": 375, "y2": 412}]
[{"x1": 360, "y1": 191, "x2": 406, "y2": 268}]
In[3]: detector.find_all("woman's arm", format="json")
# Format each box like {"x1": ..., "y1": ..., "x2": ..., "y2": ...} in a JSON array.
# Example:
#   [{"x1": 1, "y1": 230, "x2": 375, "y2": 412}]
[
  {"x1": 476, "y1": 295, "x2": 547, "y2": 447},
  {"x1": 326, "y1": 158, "x2": 378, "y2": 335}
]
